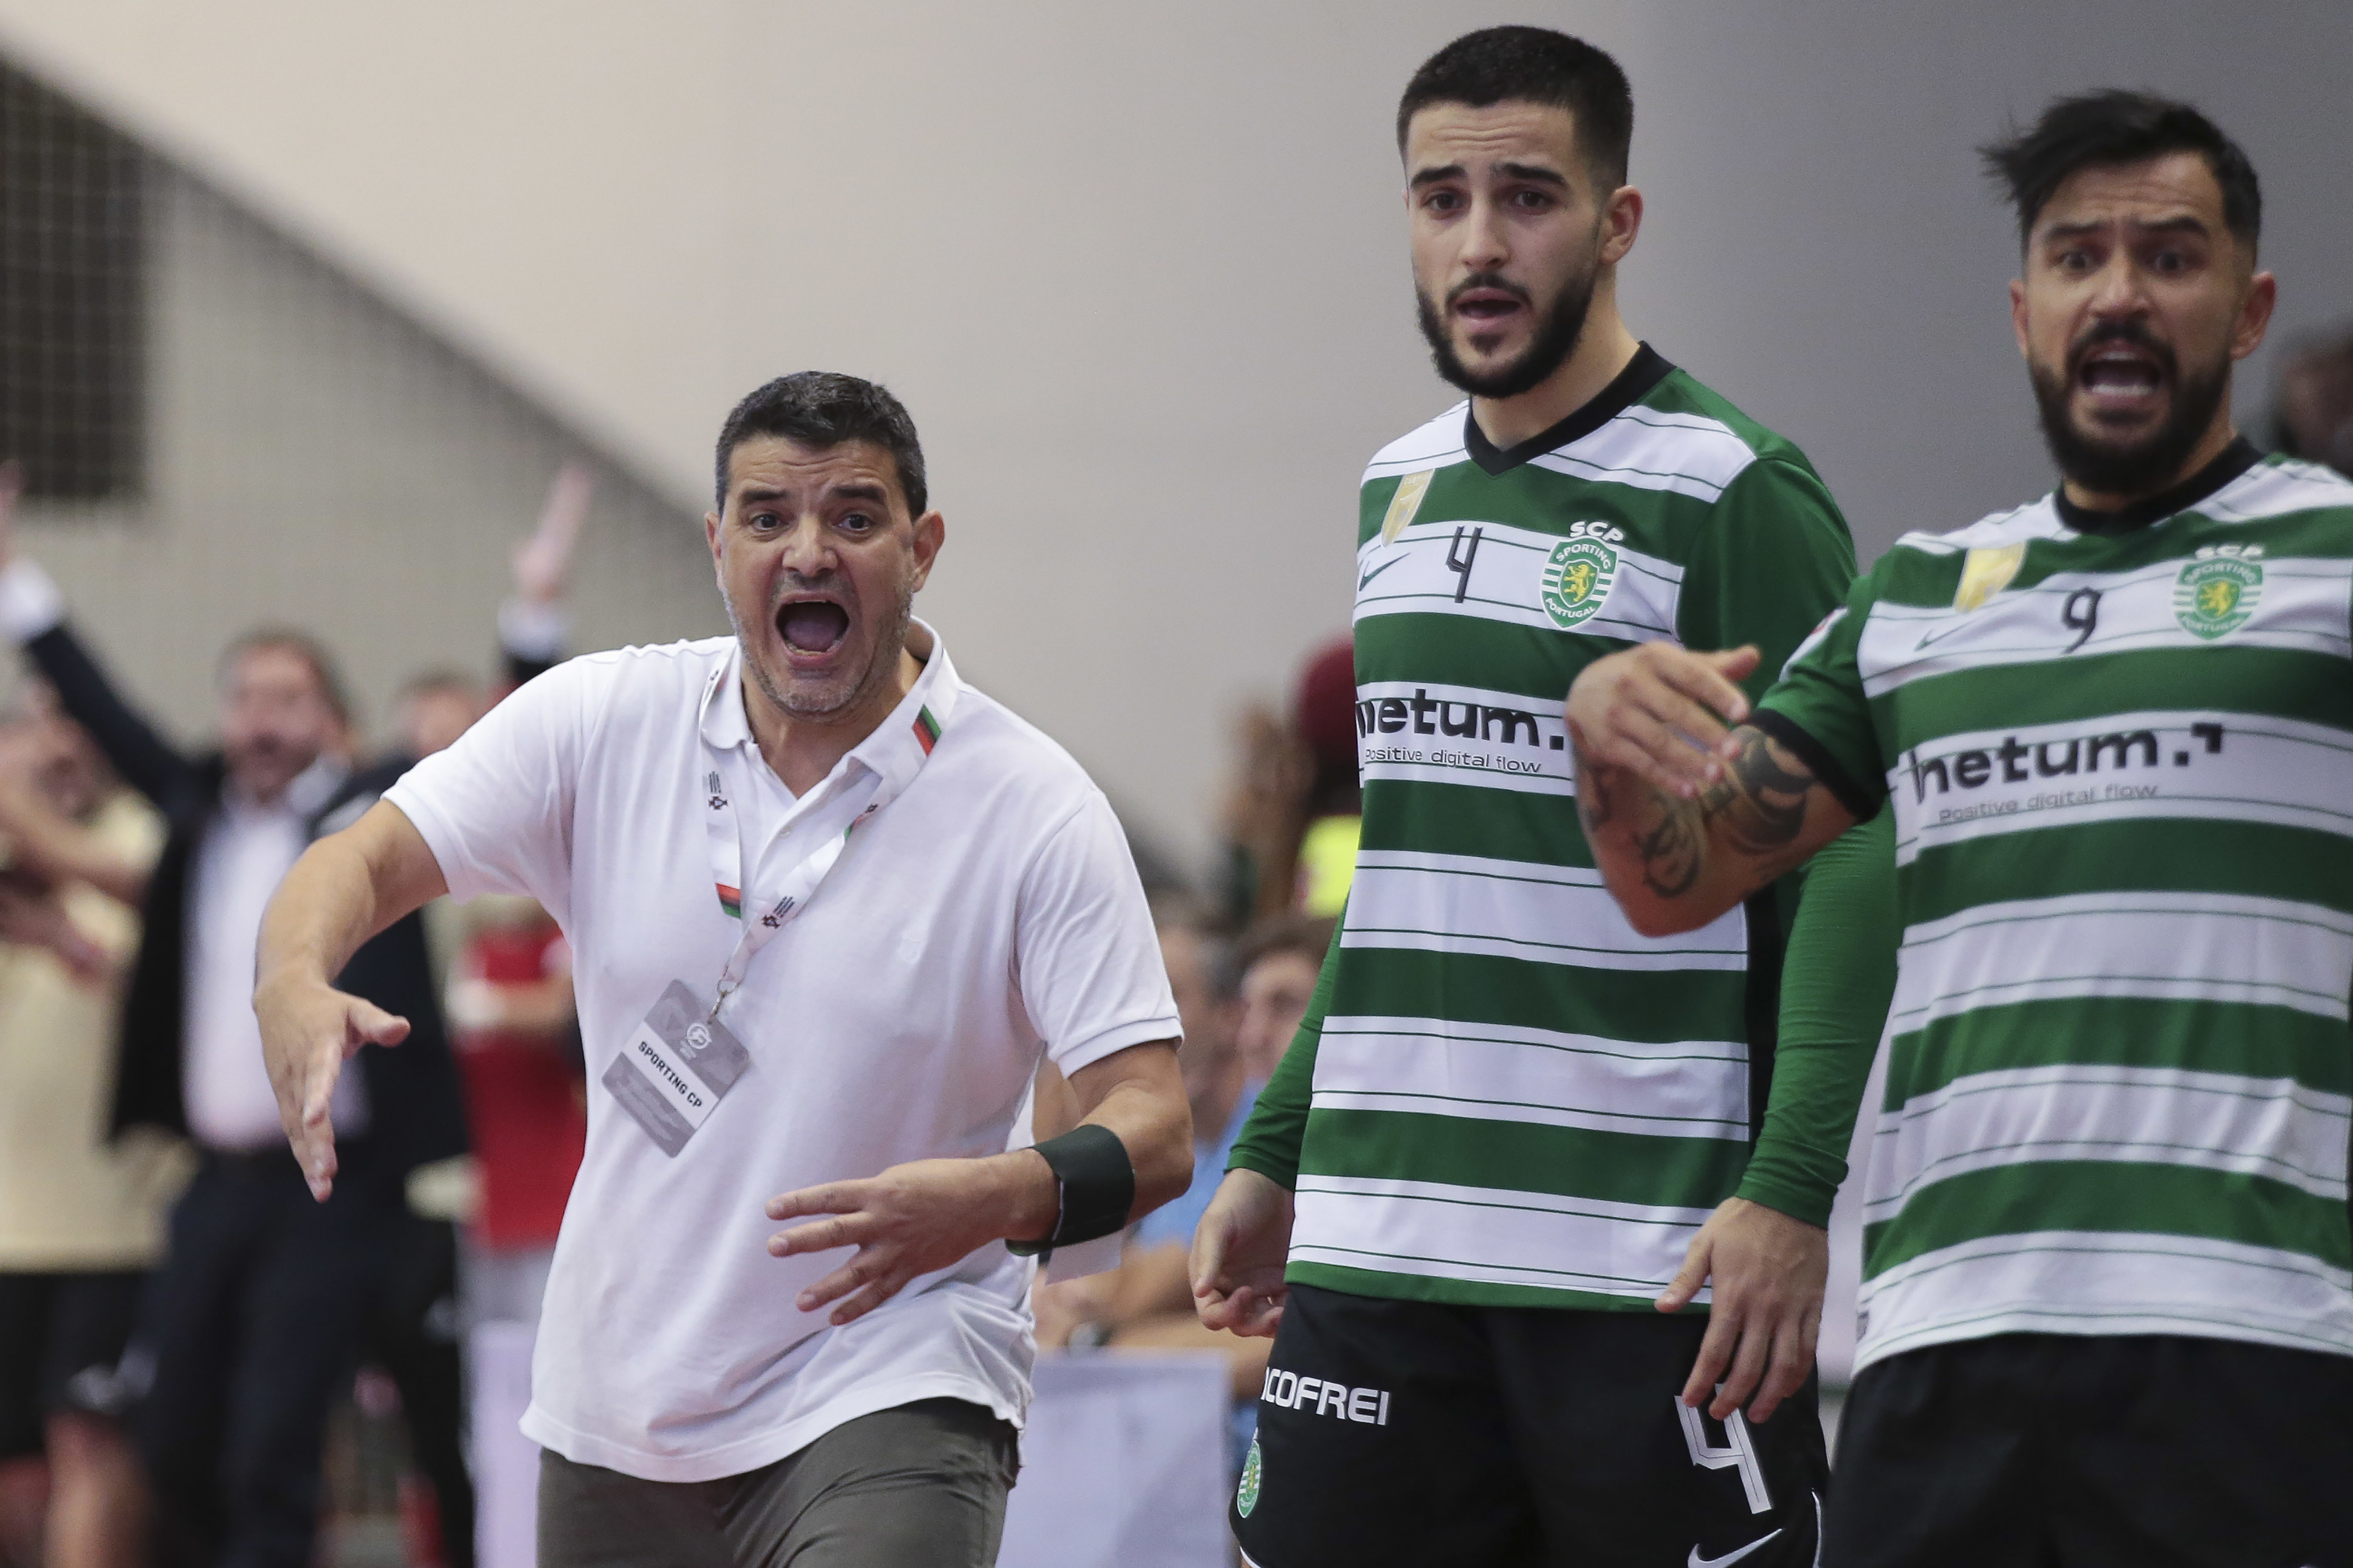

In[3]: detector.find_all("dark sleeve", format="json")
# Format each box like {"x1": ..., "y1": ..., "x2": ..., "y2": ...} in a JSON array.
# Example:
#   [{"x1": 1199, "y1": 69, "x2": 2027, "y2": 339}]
[
  {"x1": 1227, "y1": 910, "x2": 1342, "y2": 1189},
  {"x1": 502, "y1": 649, "x2": 556, "y2": 689},
  {"x1": 1675, "y1": 457, "x2": 1859, "y2": 707},
  {"x1": 22, "y1": 623, "x2": 194, "y2": 809},
  {"x1": 498, "y1": 600, "x2": 566, "y2": 691},
  {"x1": 1733, "y1": 812, "x2": 1898, "y2": 1226},
  {"x1": 1754, "y1": 567, "x2": 1891, "y2": 819}
]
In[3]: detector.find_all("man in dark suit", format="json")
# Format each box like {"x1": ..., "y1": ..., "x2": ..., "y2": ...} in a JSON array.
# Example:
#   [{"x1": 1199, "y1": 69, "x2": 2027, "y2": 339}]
[{"x1": 0, "y1": 514, "x2": 467, "y2": 1568}]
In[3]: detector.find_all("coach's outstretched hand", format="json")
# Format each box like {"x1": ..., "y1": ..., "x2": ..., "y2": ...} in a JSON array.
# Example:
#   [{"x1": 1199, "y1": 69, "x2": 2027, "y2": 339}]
[
  {"x1": 255, "y1": 975, "x2": 412, "y2": 1202},
  {"x1": 1191, "y1": 1167, "x2": 1295, "y2": 1338},
  {"x1": 1656, "y1": 1196, "x2": 1825, "y2": 1424},
  {"x1": 255, "y1": 802, "x2": 449, "y2": 1202}
]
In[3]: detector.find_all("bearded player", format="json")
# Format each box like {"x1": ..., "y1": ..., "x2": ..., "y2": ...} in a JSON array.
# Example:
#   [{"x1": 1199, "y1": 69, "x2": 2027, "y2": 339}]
[
  {"x1": 1191, "y1": 27, "x2": 1884, "y2": 1567},
  {"x1": 1567, "y1": 91, "x2": 2352, "y2": 1566}
]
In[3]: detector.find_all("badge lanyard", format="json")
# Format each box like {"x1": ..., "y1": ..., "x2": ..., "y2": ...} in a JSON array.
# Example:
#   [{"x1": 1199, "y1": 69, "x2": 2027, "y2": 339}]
[{"x1": 696, "y1": 659, "x2": 951, "y2": 1019}]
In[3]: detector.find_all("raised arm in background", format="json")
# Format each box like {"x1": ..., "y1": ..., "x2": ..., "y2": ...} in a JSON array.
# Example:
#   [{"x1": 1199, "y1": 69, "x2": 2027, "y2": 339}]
[
  {"x1": 1564, "y1": 641, "x2": 1860, "y2": 936},
  {"x1": 499, "y1": 462, "x2": 593, "y2": 689},
  {"x1": 0, "y1": 465, "x2": 194, "y2": 810}
]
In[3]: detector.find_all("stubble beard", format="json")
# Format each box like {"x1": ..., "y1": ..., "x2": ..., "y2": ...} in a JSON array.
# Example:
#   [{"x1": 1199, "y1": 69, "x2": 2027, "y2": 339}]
[
  {"x1": 1417, "y1": 256, "x2": 1601, "y2": 402},
  {"x1": 2031, "y1": 323, "x2": 2232, "y2": 499},
  {"x1": 730, "y1": 575, "x2": 917, "y2": 728}
]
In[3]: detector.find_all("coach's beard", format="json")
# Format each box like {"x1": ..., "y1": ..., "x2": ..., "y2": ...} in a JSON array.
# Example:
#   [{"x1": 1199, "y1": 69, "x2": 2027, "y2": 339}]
[
  {"x1": 732, "y1": 576, "x2": 917, "y2": 726},
  {"x1": 2031, "y1": 323, "x2": 2232, "y2": 500},
  {"x1": 1419, "y1": 262, "x2": 1599, "y2": 402}
]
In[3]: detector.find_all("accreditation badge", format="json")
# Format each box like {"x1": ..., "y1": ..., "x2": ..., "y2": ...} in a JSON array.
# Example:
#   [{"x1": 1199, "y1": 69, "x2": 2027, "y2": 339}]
[{"x1": 602, "y1": 980, "x2": 752, "y2": 1156}]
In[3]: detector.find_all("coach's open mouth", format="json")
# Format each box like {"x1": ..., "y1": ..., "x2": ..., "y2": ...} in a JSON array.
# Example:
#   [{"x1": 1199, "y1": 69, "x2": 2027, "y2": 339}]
[{"x1": 777, "y1": 599, "x2": 850, "y2": 655}]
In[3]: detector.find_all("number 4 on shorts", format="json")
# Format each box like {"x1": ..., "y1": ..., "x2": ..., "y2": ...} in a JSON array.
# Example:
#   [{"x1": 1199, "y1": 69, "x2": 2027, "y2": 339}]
[{"x1": 1676, "y1": 1393, "x2": 1772, "y2": 1514}]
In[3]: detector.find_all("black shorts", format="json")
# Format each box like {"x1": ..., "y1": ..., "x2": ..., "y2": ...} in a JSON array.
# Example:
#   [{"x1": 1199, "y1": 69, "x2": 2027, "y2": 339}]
[
  {"x1": 1823, "y1": 1333, "x2": 2353, "y2": 1568},
  {"x1": 0, "y1": 1270, "x2": 148, "y2": 1457},
  {"x1": 1233, "y1": 1282, "x2": 1828, "y2": 1568}
]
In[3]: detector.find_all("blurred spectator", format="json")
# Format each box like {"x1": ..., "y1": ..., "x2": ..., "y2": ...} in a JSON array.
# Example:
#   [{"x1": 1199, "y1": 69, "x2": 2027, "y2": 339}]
[
  {"x1": 1218, "y1": 638, "x2": 1358, "y2": 927},
  {"x1": 1143, "y1": 912, "x2": 1331, "y2": 1276},
  {"x1": 413, "y1": 462, "x2": 589, "y2": 1331},
  {"x1": 0, "y1": 463, "x2": 468, "y2": 1568},
  {"x1": 371, "y1": 669, "x2": 486, "y2": 1568},
  {"x1": 1287, "y1": 640, "x2": 1360, "y2": 920},
  {"x1": 2273, "y1": 326, "x2": 2353, "y2": 476},
  {"x1": 1131, "y1": 913, "x2": 1252, "y2": 1258},
  {"x1": 0, "y1": 695, "x2": 173, "y2": 1568},
  {"x1": 395, "y1": 675, "x2": 486, "y2": 764},
  {"x1": 1032, "y1": 900, "x2": 1235, "y2": 1350},
  {"x1": 1229, "y1": 913, "x2": 1329, "y2": 1086},
  {"x1": 1218, "y1": 703, "x2": 1310, "y2": 929},
  {"x1": 442, "y1": 900, "x2": 581, "y2": 1329},
  {"x1": 360, "y1": 462, "x2": 593, "y2": 1568},
  {"x1": 1035, "y1": 914, "x2": 1334, "y2": 1470}
]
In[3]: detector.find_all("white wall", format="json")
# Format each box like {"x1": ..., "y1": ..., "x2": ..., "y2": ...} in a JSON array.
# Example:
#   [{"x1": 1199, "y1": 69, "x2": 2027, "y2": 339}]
[
  {"x1": 0, "y1": 1, "x2": 2345, "y2": 871},
  {"x1": 1611, "y1": 0, "x2": 2353, "y2": 561},
  {"x1": 18, "y1": 167, "x2": 722, "y2": 759}
]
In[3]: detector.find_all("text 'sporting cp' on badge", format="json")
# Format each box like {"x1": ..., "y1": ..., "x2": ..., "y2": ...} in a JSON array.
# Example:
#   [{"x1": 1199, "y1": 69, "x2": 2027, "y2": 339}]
[{"x1": 604, "y1": 980, "x2": 754, "y2": 1156}]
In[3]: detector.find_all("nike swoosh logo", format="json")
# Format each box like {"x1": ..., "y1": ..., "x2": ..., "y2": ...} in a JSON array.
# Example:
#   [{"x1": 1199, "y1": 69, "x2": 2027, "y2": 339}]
[
  {"x1": 1690, "y1": 1527, "x2": 1781, "y2": 1568},
  {"x1": 1358, "y1": 555, "x2": 1407, "y2": 590},
  {"x1": 1911, "y1": 618, "x2": 1975, "y2": 652}
]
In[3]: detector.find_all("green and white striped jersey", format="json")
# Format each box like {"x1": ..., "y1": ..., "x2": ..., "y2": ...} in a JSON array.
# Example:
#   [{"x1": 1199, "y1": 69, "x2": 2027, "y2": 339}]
[
  {"x1": 1233, "y1": 347, "x2": 1856, "y2": 1310},
  {"x1": 1757, "y1": 441, "x2": 2353, "y2": 1370}
]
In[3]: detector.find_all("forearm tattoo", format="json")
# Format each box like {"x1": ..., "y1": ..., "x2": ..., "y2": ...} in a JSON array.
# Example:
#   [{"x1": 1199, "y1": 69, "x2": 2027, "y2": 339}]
[
  {"x1": 1576, "y1": 728, "x2": 1819, "y2": 902},
  {"x1": 1574, "y1": 739, "x2": 1704, "y2": 900},
  {"x1": 1700, "y1": 728, "x2": 1812, "y2": 855}
]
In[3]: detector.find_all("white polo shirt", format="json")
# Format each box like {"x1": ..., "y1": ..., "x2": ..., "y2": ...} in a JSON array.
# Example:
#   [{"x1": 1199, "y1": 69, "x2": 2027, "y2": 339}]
[{"x1": 384, "y1": 626, "x2": 1178, "y2": 1482}]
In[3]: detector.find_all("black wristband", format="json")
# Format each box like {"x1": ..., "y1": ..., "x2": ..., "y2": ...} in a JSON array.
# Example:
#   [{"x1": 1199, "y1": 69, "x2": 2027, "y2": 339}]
[{"x1": 1006, "y1": 1124, "x2": 1135, "y2": 1260}]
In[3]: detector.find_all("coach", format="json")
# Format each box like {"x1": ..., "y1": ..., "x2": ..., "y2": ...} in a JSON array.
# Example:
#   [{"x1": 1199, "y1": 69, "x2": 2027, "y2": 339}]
[{"x1": 255, "y1": 372, "x2": 1191, "y2": 1567}]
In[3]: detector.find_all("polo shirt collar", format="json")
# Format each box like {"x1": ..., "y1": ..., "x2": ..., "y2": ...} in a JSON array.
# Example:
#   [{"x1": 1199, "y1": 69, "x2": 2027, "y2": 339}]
[{"x1": 698, "y1": 619, "x2": 962, "y2": 790}]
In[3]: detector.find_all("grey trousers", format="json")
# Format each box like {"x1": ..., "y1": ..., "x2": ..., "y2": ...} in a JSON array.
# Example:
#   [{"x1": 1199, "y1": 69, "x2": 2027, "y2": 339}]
[{"x1": 538, "y1": 1399, "x2": 1020, "y2": 1568}]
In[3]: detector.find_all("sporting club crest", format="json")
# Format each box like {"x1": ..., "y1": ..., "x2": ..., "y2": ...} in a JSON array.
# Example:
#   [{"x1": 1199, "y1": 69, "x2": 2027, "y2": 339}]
[
  {"x1": 1541, "y1": 533, "x2": 1620, "y2": 629},
  {"x1": 1236, "y1": 1436, "x2": 1262, "y2": 1517},
  {"x1": 2173, "y1": 552, "x2": 2262, "y2": 640}
]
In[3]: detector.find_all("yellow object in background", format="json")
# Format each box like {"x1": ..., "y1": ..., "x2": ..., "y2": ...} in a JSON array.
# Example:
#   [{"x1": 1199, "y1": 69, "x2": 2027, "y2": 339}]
[{"x1": 1297, "y1": 814, "x2": 1361, "y2": 917}]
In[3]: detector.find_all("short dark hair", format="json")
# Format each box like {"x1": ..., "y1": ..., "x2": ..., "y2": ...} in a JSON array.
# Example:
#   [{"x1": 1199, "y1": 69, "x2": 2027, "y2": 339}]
[
  {"x1": 1396, "y1": 26, "x2": 1634, "y2": 188},
  {"x1": 219, "y1": 628, "x2": 352, "y2": 724},
  {"x1": 712, "y1": 372, "x2": 927, "y2": 516},
  {"x1": 1980, "y1": 90, "x2": 2261, "y2": 251}
]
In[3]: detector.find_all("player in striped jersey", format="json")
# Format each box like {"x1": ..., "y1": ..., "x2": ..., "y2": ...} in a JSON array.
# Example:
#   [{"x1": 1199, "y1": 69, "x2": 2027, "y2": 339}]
[
  {"x1": 1568, "y1": 92, "x2": 2352, "y2": 1565},
  {"x1": 1191, "y1": 29, "x2": 1875, "y2": 1567}
]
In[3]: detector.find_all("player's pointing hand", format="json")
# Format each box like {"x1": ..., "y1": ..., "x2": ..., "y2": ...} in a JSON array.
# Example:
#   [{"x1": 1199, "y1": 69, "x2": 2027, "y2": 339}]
[{"x1": 1564, "y1": 643, "x2": 1759, "y2": 799}]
